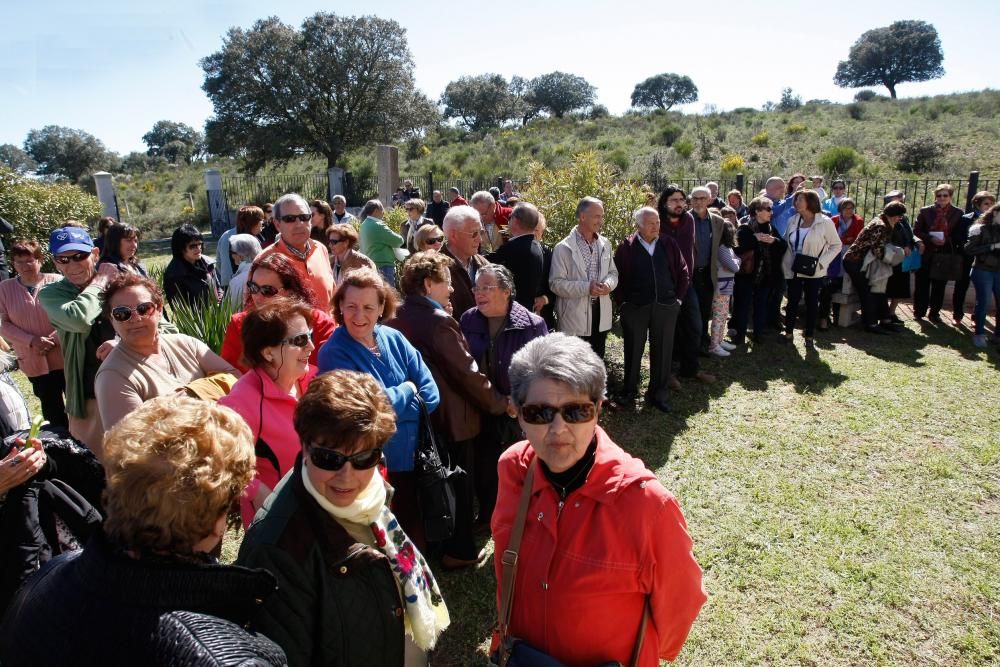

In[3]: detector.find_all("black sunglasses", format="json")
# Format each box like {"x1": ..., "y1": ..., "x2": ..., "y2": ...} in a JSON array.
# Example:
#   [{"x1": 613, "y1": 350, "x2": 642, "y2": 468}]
[
  {"x1": 279, "y1": 213, "x2": 312, "y2": 223},
  {"x1": 520, "y1": 402, "x2": 597, "y2": 425},
  {"x1": 427, "y1": 236, "x2": 444, "y2": 244},
  {"x1": 328, "y1": 237, "x2": 347, "y2": 245},
  {"x1": 247, "y1": 281, "x2": 280, "y2": 297},
  {"x1": 308, "y1": 446, "x2": 383, "y2": 471},
  {"x1": 111, "y1": 301, "x2": 157, "y2": 322},
  {"x1": 187, "y1": 242, "x2": 203, "y2": 250},
  {"x1": 54, "y1": 251, "x2": 91, "y2": 265},
  {"x1": 280, "y1": 330, "x2": 313, "y2": 348}
]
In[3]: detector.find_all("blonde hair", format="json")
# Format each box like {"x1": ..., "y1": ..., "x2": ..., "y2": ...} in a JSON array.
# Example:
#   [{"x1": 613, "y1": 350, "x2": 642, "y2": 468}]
[{"x1": 102, "y1": 396, "x2": 255, "y2": 554}]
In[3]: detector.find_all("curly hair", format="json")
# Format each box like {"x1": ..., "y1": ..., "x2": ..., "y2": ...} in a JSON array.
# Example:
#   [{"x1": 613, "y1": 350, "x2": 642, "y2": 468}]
[
  {"x1": 294, "y1": 370, "x2": 397, "y2": 454},
  {"x1": 241, "y1": 297, "x2": 314, "y2": 369},
  {"x1": 102, "y1": 272, "x2": 165, "y2": 318},
  {"x1": 399, "y1": 251, "x2": 452, "y2": 298},
  {"x1": 331, "y1": 267, "x2": 398, "y2": 325},
  {"x1": 102, "y1": 396, "x2": 255, "y2": 554},
  {"x1": 244, "y1": 252, "x2": 316, "y2": 310}
]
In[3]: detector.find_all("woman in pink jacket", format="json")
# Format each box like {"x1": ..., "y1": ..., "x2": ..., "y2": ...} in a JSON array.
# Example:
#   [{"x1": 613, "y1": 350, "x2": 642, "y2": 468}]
[{"x1": 219, "y1": 298, "x2": 317, "y2": 526}]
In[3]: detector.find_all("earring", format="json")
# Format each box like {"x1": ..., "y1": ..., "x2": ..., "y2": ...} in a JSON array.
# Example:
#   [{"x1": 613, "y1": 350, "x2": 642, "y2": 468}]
[{"x1": 265, "y1": 356, "x2": 274, "y2": 364}]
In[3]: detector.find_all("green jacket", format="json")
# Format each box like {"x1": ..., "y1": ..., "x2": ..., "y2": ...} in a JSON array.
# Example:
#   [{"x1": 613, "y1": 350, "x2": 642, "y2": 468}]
[
  {"x1": 39, "y1": 277, "x2": 177, "y2": 419},
  {"x1": 236, "y1": 463, "x2": 405, "y2": 667},
  {"x1": 359, "y1": 216, "x2": 403, "y2": 267}
]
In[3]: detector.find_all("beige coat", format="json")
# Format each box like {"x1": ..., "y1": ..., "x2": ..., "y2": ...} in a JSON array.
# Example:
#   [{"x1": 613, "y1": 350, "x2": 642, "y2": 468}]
[
  {"x1": 549, "y1": 229, "x2": 619, "y2": 335},
  {"x1": 782, "y1": 213, "x2": 843, "y2": 279}
]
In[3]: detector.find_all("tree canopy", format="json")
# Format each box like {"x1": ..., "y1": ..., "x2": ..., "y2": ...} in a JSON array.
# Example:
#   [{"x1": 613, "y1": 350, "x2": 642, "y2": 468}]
[
  {"x1": 527, "y1": 72, "x2": 595, "y2": 118},
  {"x1": 142, "y1": 121, "x2": 203, "y2": 164},
  {"x1": 0, "y1": 144, "x2": 37, "y2": 175},
  {"x1": 440, "y1": 74, "x2": 520, "y2": 132},
  {"x1": 201, "y1": 13, "x2": 438, "y2": 171},
  {"x1": 630, "y1": 73, "x2": 698, "y2": 110},
  {"x1": 23, "y1": 126, "x2": 118, "y2": 182},
  {"x1": 833, "y1": 20, "x2": 945, "y2": 99}
]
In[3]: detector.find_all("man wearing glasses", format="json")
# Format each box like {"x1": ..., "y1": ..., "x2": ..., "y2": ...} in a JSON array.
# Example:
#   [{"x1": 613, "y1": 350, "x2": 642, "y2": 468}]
[
  {"x1": 256, "y1": 193, "x2": 335, "y2": 312},
  {"x1": 442, "y1": 206, "x2": 489, "y2": 319},
  {"x1": 485, "y1": 203, "x2": 545, "y2": 312},
  {"x1": 913, "y1": 184, "x2": 964, "y2": 323}
]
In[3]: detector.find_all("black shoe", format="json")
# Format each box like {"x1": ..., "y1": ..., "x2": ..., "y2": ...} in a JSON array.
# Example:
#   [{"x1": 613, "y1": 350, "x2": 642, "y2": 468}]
[
  {"x1": 879, "y1": 322, "x2": 902, "y2": 333},
  {"x1": 928, "y1": 313, "x2": 943, "y2": 324},
  {"x1": 804, "y1": 338, "x2": 816, "y2": 350},
  {"x1": 890, "y1": 315, "x2": 904, "y2": 324},
  {"x1": 645, "y1": 397, "x2": 671, "y2": 413},
  {"x1": 865, "y1": 325, "x2": 890, "y2": 335}
]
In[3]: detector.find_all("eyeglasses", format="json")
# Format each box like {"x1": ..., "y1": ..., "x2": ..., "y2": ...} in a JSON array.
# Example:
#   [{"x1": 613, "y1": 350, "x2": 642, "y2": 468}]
[
  {"x1": 279, "y1": 214, "x2": 312, "y2": 223},
  {"x1": 187, "y1": 242, "x2": 203, "y2": 250},
  {"x1": 280, "y1": 330, "x2": 313, "y2": 347},
  {"x1": 54, "y1": 251, "x2": 91, "y2": 264},
  {"x1": 520, "y1": 402, "x2": 597, "y2": 425},
  {"x1": 427, "y1": 236, "x2": 444, "y2": 245},
  {"x1": 472, "y1": 284, "x2": 500, "y2": 293},
  {"x1": 247, "y1": 281, "x2": 281, "y2": 297},
  {"x1": 308, "y1": 446, "x2": 383, "y2": 471},
  {"x1": 111, "y1": 301, "x2": 157, "y2": 322},
  {"x1": 327, "y1": 237, "x2": 347, "y2": 245}
]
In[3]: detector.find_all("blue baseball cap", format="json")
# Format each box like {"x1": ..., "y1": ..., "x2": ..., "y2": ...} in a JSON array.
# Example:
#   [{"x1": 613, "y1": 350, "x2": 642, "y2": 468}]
[{"x1": 49, "y1": 227, "x2": 94, "y2": 255}]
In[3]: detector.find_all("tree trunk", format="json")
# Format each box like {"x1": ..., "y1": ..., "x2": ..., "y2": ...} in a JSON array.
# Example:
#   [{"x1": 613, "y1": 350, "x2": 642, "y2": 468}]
[{"x1": 886, "y1": 84, "x2": 897, "y2": 99}]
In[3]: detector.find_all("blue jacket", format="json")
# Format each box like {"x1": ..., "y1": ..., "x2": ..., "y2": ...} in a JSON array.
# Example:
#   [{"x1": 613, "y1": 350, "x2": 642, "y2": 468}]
[
  {"x1": 317, "y1": 325, "x2": 439, "y2": 472},
  {"x1": 771, "y1": 194, "x2": 797, "y2": 237}
]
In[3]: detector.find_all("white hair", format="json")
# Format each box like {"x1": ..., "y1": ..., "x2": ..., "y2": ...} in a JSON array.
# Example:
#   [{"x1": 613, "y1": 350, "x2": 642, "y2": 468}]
[
  {"x1": 705, "y1": 181, "x2": 719, "y2": 189},
  {"x1": 331, "y1": 195, "x2": 347, "y2": 206},
  {"x1": 632, "y1": 206, "x2": 659, "y2": 227},
  {"x1": 273, "y1": 193, "x2": 310, "y2": 220},
  {"x1": 690, "y1": 186, "x2": 711, "y2": 198},
  {"x1": 229, "y1": 234, "x2": 262, "y2": 261},
  {"x1": 442, "y1": 205, "x2": 481, "y2": 235},
  {"x1": 469, "y1": 191, "x2": 495, "y2": 207}
]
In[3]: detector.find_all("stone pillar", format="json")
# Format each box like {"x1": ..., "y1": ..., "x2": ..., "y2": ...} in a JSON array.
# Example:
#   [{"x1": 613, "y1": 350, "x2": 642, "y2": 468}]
[
  {"x1": 376, "y1": 145, "x2": 399, "y2": 207},
  {"x1": 92, "y1": 172, "x2": 119, "y2": 221},
  {"x1": 328, "y1": 167, "x2": 345, "y2": 201},
  {"x1": 204, "y1": 169, "x2": 229, "y2": 238}
]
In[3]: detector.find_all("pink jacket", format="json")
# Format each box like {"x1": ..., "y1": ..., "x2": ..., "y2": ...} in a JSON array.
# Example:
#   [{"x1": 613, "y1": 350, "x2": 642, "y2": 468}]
[
  {"x1": 219, "y1": 366, "x2": 318, "y2": 526},
  {"x1": 492, "y1": 427, "x2": 706, "y2": 665},
  {"x1": 0, "y1": 275, "x2": 64, "y2": 377}
]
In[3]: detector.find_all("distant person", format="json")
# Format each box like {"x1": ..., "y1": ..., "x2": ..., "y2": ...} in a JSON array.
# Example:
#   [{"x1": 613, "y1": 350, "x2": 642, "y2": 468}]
[
  {"x1": 163, "y1": 224, "x2": 220, "y2": 307},
  {"x1": 819, "y1": 198, "x2": 864, "y2": 330},
  {"x1": 498, "y1": 179, "x2": 520, "y2": 204},
  {"x1": 224, "y1": 233, "x2": 263, "y2": 307},
  {"x1": 486, "y1": 202, "x2": 544, "y2": 311},
  {"x1": 427, "y1": 189, "x2": 450, "y2": 226},
  {"x1": 964, "y1": 203, "x2": 1000, "y2": 348},
  {"x1": 727, "y1": 189, "x2": 748, "y2": 219},
  {"x1": 331, "y1": 194, "x2": 357, "y2": 225},
  {"x1": 821, "y1": 179, "x2": 848, "y2": 217},
  {"x1": 913, "y1": 184, "x2": 964, "y2": 323},
  {"x1": 257, "y1": 193, "x2": 335, "y2": 311},
  {"x1": 412, "y1": 223, "x2": 446, "y2": 254},
  {"x1": 97, "y1": 223, "x2": 147, "y2": 277},
  {"x1": 358, "y1": 198, "x2": 404, "y2": 285},
  {"x1": 442, "y1": 205, "x2": 489, "y2": 318},
  {"x1": 883, "y1": 190, "x2": 922, "y2": 324},
  {"x1": 448, "y1": 186, "x2": 468, "y2": 207},
  {"x1": 260, "y1": 202, "x2": 278, "y2": 247},
  {"x1": 732, "y1": 196, "x2": 786, "y2": 345},
  {"x1": 400, "y1": 198, "x2": 435, "y2": 252},
  {"x1": 309, "y1": 198, "x2": 334, "y2": 244},
  {"x1": 216, "y1": 205, "x2": 265, "y2": 287},
  {"x1": 842, "y1": 202, "x2": 908, "y2": 335},
  {"x1": 810, "y1": 175, "x2": 827, "y2": 201},
  {"x1": 470, "y1": 191, "x2": 512, "y2": 253},
  {"x1": 952, "y1": 191, "x2": 995, "y2": 326},
  {"x1": 532, "y1": 214, "x2": 557, "y2": 330},
  {"x1": 766, "y1": 176, "x2": 796, "y2": 236},
  {"x1": 401, "y1": 179, "x2": 421, "y2": 201},
  {"x1": 705, "y1": 181, "x2": 726, "y2": 210},
  {"x1": 785, "y1": 173, "x2": 807, "y2": 196},
  {"x1": 687, "y1": 187, "x2": 725, "y2": 350},
  {"x1": 92, "y1": 216, "x2": 115, "y2": 257},
  {"x1": 708, "y1": 221, "x2": 741, "y2": 357}
]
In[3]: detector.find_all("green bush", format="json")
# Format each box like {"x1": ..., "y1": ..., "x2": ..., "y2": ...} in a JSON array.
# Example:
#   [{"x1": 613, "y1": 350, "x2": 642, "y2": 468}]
[
  {"x1": 751, "y1": 131, "x2": 769, "y2": 146},
  {"x1": 167, "y1": 295, "x2": 240, "y2": 354},
  {"x1": 817, "y1": 146, "x2": 862, "y2": 175},
  {"x1": 896, "y1": 137, "x2": 943, "y2": 173},
  {"x1": 785, "y1": 123, "x2": 808, "y2": 136},
  {"x1": 673, "y1": 139, "x2": 695, "y2": 159},
  {"x1": 854, "y1": 90, "x2": 879, "y2": 102},
  {"x1": 0, "y1": 166, "x2": 102, "y2": 247},
  {"x1": 655, "y1": 123, "x2": 683, "y2": 147},
  {"x1": 846, "y1": 103, "x2": 865, "y2": 120}
]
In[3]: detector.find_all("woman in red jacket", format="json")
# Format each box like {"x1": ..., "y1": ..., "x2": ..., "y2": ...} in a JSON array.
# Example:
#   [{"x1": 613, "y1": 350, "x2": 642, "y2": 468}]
[
  {"x1": 491, "y1": 332, "x2": 706, "y2": 666},
  {"x1": 818, "y1": 198, "x2": 865, "y2": 329}
]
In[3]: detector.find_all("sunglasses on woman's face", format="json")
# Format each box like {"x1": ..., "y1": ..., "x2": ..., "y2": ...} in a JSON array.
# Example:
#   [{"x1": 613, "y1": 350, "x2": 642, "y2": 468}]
[
  {"x1": 247, "y1": 281, "x2": 280, "y2": 297},
  {"x1": 427, "y1": 236, "x2": 444, "y2": 245},
  {"x1": 519, "y1": 402, "x2": 597, "y2": 425},
  {"x1": 280, "y1": 330, "x2": 313, "y2": 348},
  {"x1": 328, "y1": 237, "x2": 347, "y2": 245},
  {"x1": 111, "y1": 301, "x2": 157, "y2": 322},
  {"x1": 54, "y1": 251, "x2": 91, "y2": 265},
  {"x1": 308, "y1": 446, "x2": 383, "y2": 471}
]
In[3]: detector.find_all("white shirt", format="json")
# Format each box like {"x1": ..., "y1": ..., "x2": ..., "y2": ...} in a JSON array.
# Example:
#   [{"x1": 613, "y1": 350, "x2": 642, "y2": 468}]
[{"x1": 638, "y1": 236, "x2": 657, "y2": 256}]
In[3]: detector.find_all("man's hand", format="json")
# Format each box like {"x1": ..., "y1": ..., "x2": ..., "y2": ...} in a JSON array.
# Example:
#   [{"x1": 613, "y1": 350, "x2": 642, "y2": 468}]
[
  {"x1": 532, "y1": 295, "x2": 548, "y2": 314},
  {"x1": 96, "y1": 338, "x2": 118, "y2": 362},
  {"x1": 589, "y1": 281, "x2": 611, "y2": 297}
]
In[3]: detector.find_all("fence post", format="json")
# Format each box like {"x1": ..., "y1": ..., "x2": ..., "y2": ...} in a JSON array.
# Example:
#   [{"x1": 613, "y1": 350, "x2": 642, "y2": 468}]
[
  {"x1": 965, "y1": 171, "x2": 980, "y2": 213},
  {"x1": 376, "y1": 145, "x2": 399, "y2": 207},
  {"x1": 427, "y1": 171, "x2": 434, "y2": 198},
  {"x1": 92, "y1": 171, "x2": 120, "y2": 221},
  {"x1": 204, "y1": 169, "x2": 229, "y2": 238},
  {"x1": 496, "y1": 177, "x2": 504, "y2": 192},
  {"x1": 328, "y1": 167, "x2": 345, "y2": 201},
  {"x1": 735, "y1": 173, "x2": 745, "y2": 196}
]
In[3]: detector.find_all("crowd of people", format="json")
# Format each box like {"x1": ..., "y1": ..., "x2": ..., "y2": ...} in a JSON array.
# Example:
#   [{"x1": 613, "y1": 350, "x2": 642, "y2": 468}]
[{"x1": 0, "y1": 173, "x2": 997, "y2": 665}]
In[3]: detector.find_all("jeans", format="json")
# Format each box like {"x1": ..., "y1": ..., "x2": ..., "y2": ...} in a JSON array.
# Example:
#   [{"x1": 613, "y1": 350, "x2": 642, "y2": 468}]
[
  {"x1": 378, "y1": 264, "x2": 396, "y2": 287},
  {"x1": 970, "y1": 268, "x2": 1000, "y2": 336},
  {"x1": 785, "y1": 277, "x2": 822, "y2": 338},
  {"x1": 953, "y1": 254, "x2": 975, "y2": 319},
  {"x1": 732, "y1": 276, "x2": 753, "y2": 342}
]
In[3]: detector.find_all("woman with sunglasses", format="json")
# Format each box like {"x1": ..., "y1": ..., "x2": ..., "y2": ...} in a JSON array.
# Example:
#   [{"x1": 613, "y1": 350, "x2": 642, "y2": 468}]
[
  {"x1": 163, "y1": 223, "x2": 220, "y2": 307},
  {"x1": 237, "y1": 370, "x2": 449, "y2": 666},
  {"x1": 326, "y1": 222, "x2": 375, "y2": 285},
  {"x1": 220, "y1": 253, "x2": 335, "y2": 373},
  {"x1": 220, "y1": 298, "x2": 317, "y2": 526},
  {"x1": 95, "y1": 273, "x2": 238, "y2": 432},
  {"x1": 731, "y1": 196, "x2": 787, "y2": 345},
  {"x1": 412, "y1": 224, "x2": 446, "y2": 254},
  {"x1": 318, "y1": 267, "x2": 440, "y2": 549},
  {"x1": 96, "y1": 223, "x2": 147, "y2": 277},
  {"x1": 490, "y1": 333, "x2": 705, "y2": 666}
]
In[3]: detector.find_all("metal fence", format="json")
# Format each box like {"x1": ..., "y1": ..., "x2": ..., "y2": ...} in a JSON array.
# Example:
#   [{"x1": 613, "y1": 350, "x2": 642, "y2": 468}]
[{"x1": 221, "y1": 174, "x2": 329, "y2": 209}]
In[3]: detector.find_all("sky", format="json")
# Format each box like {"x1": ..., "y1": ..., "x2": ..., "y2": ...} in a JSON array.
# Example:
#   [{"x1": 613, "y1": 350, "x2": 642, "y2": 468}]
[{"x1": 2, "y1": 0, "x2": 998, "y2": 156}]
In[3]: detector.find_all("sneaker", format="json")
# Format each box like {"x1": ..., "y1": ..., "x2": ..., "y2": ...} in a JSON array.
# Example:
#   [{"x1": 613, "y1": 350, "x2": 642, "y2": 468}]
[
  {"x1": 708, "y1": 346, "x2": 731, "y2": 357},
  {"x1": 972, "y1": 334, "x2": 988, "y2": 349},
  {"x1": 720, "y1": 341, "x2": 738, "y2": 351}
]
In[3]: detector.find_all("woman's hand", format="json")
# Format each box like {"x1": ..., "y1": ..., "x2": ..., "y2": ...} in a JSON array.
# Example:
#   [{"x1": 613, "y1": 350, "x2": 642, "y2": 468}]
[
  {"x1": 0, "y1": 439, "x2": 46, "y2": 494},
  {"x1": 96, "y1": 338, "x2": 118, "y2": 361},
  {"x1": 251, "y1": 482, "x2": 272, "y2": 512}
]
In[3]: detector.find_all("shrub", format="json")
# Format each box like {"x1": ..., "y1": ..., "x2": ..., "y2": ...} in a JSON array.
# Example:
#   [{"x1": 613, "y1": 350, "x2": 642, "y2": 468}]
[
  {"x1": 785, "y1": 123, "x2": 808, "y2": 135},
  {"x1": 0, "y1": 166, "x2": 102, "y2": 247},
  {"x1": 896, "y1": 137, "x2": 943, "y2": 173},
  {"x1": 520, "y1": 151, "x2": 645, "y2": 251},
  {"x1": 751, "y1": 131, "x2": 769, "y2": 146},
  {"x1": 673, "y1": 139, "x2": 695, "y2": 159},
  {"x1": 817, "y1": 128, "x2": 830, "y2": 137},
  {"x1": 167, "y1": 294, "x2": 240, "y2": 354},
  {"x1": 854, "y1": 90, "x2": 878, "y2": 102},
  {"x1": 607, "y1": 149, "x2": 630, "y2": 173},
  {"x1": 720, "y1": 154, "x2": 746, "y2": 174},
  {"x1": 655, "y1": 123, "x2": 683, "y2": 146},
  {"x1": 846, "y1": 103, "x2": 865, "y2": 120},
  {"x1": 817, "y1": 146, "x2": 862, "y2": 174}
]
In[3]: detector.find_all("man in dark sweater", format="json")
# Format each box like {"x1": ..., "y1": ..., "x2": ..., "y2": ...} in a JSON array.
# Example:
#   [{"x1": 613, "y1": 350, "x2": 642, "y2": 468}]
[
  {"x1": 613, "y1": 207, "x2": 690, "y2": 412},
  {"x1": 486, "y1": 202, "x2": 544, "y2": 312},
  {"x1": 426, "y1": 190, "x2": 450, "y2": 227}
]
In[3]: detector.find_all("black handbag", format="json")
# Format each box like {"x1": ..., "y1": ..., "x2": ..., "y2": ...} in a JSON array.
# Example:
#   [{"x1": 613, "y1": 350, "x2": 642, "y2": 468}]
[
  {"x1": 791, "y1": 223, "x2": 818, "y2": 276},
  {"x1": 412, "y1": 394, "x2": 465, "y2": 543},
  {"x1": 929, "y1": 250, "x2": 964, "y2": 282}
]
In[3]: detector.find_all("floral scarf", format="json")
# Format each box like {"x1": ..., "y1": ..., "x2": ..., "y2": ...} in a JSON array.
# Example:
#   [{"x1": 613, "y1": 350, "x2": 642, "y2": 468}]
[{"x1": 301, "y1": 463, "x2": 450, "y2": 650}]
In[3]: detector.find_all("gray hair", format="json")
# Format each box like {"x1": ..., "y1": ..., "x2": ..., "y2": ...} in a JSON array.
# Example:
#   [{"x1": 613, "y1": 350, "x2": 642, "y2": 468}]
[
  {"x1": 509, "y1": 202, "x2": 540, "y2": 232},
  {"x1": 359, "y1": 199, "x2": 384, "y2": 221},
  {"x1": 448, "y1": 187, "x2": 461, "y2": 196},
  {"x1": 273, "y1": 193, "x2": 309, "y2": 220},
  {"x1": 229, "y1": 234, "x2": 262, "y2": 262},
  {"x1": 443, "y1": 205, "x2": 480, "y2": 234},
  {"x1": 477, "y1": 263, "x2": 516, "y2": 302},
  {"x1": 632, "y1": 206, "x2": 659, "y2": 227},
  {"x1": 331, "y1": 195, "x2": 347, "y2": 206},
  {"x1": 765, "y1": 176, "x2": 785, "y2": 189},
  {"x1": 705, "y1": 181, "x2": 719, "y2": 190},
  {"x1": 690, "y1": 186, "x2": 711, "y2": 199},
  {"x1": 470, "y1": 190, "x2": 495, "y2": 207},
  {"x1": 575, "y1": 196, "x2": 603, "y2": 219},
  {"x1": 509, "y1": 333, "x2": 607, "y2": 406}
]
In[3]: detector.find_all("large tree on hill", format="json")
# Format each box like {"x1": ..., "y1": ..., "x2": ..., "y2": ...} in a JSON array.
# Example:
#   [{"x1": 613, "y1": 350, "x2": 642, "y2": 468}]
[
  {"x1": 440, "y1": 74, "x2": 520, "y2": 132},
  {"x1": 630, "y1": 73, "x2": 698, "y2": 110},
  {"x1": 23, "y1": 126, "x2": 118, "y2": 182},
  {"x1": 0, "y1": 144, "x2": 37, "y2": 175},
  {"x1": 528, "y1": 71, "x2": 596, "y2": 118},
  {"x1": 833, "y1": 20, "x2": 944, "y2": 99},
  {"x1": 201, "y1": 13, "x2": 438, "y2": 171},
  {"x1": 142, "y1": 120, "x2": 203, "y2": 164}
]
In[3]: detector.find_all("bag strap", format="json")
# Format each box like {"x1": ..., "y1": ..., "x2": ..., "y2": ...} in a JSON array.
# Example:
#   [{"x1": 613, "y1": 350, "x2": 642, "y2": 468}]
[
  {"x1": 413, "y1": 392, "x2": 449, "y2": 465},
  {"x1": 497, "y1": 458, "x2": 537, "y2": 665},
  {"x1": 629, "y1": 597, "x2": 651, "y2": 667}
]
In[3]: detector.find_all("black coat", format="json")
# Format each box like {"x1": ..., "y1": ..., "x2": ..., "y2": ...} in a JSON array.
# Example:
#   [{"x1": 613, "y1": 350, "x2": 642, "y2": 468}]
[
  {"x1": 486, "y1": 234, "x2": 545, "y2": 311},
  {"x1": 163, "y1": 257, "x2": 219, "y2": 306},
  {"x1": 0, "y1": 530, "x2": 280, "y2": 666}
]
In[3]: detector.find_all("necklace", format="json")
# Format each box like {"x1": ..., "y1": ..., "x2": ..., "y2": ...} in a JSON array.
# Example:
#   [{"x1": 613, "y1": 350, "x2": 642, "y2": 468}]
[
  {"x1": 367, "y1": 342, "x2": 381, "y2": 358},
  {"x1": 550, "y1": 463, "x2": 590, "y2": 501}
]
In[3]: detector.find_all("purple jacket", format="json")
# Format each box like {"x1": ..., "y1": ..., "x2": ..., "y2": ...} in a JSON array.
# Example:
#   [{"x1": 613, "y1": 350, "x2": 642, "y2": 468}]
[
  {"x1": 460, "y1": 301, "x2": 548, "y2": 395},
  {"x1": 660, "y1": 211, "x2": 696, "y2": 275}
]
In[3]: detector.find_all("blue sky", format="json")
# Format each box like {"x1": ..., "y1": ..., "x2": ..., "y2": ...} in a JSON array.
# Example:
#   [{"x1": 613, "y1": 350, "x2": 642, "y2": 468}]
[{"x1": 2, "y1": 0, "x2": 998, "y2": 156}]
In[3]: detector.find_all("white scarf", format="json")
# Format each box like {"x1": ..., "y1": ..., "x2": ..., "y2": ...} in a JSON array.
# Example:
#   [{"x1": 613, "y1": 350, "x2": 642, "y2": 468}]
[{"x1": 301, "y1": 463, "x2": 450, "y2": 650}]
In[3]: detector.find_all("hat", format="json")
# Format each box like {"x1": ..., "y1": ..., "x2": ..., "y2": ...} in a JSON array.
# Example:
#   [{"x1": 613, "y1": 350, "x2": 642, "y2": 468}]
[
  {"x1": 883, "y1": 190, "x2": 905, "y2": 204},
  {"x1": 49, "y1": 227, "x2": 94, "y2": 255}
]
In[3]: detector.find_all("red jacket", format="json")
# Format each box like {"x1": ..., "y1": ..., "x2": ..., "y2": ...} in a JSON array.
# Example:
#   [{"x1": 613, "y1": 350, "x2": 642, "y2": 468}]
[
  {"x1": 451, "y1": 196, "x2": 469, "y2": 207},
  {"x1": 220, "y1": 307, "x2": 336, "y2": 373},
  {"x1": 491, "y1": 428, "x2": 706, "y2": 665},
  {"x1": 832, "y1": 213, "x2": 865, "y2": 246},
  {"x1": 494, "y1": 202, "x2": 513, "y2": 227}
]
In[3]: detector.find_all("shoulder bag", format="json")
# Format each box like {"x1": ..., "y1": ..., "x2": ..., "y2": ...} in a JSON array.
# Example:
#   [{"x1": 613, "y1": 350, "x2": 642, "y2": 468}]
[
  {"x1": 928, "y1": 246, "x2": 964, "y2": 282},
  {"x1": 790, "y1": 221, "x2": 818, "y2": 277},
  {"x1": 495, "y1": 459, "x2": 650, "y2": 667},
  {"x1": 413, "y1": 394, "x2": 465, "y2": 543}
]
